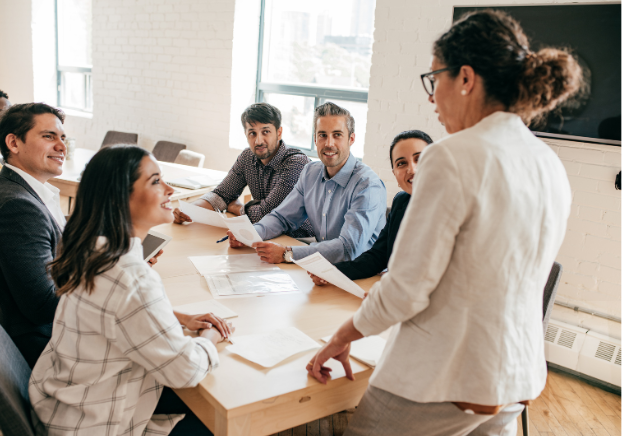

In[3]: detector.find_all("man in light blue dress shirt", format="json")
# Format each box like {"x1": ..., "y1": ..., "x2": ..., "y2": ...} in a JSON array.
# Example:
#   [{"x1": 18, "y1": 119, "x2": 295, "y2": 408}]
[{"x1": 227, "y1": 102, "x2": 387, "y2": 264}]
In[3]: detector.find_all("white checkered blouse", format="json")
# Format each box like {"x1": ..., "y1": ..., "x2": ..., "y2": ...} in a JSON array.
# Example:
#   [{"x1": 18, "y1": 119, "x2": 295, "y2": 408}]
[{"x1": 29, "y1": 237, "x2": 219, "y2": 435}]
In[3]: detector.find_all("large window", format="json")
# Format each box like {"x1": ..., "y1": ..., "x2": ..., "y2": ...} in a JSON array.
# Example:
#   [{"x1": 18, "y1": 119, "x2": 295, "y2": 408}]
[
  {"x1": 56, "y1": 0, "x2": 93, "y2": 112},
  {"x1": 256, "y1": 0, "x2": 376, "y2": 157}
]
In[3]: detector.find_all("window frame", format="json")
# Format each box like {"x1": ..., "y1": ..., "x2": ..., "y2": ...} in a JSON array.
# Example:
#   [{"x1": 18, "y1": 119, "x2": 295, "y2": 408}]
[
  {"x1": 255, "y1": 0, "x2": 370, "y2": 157},
  {"x1": 55, "y1": 0, "x2": 93, "y2": 113}
]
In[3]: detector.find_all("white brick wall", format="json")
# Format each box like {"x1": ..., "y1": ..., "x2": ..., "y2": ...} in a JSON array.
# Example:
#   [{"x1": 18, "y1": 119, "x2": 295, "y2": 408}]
[
  {"x1": 62, "y1": 0, "x2": 240, "y2": 171},
  {"x1": 365, "y1": 0, "x2": 621, "y2": 337}
]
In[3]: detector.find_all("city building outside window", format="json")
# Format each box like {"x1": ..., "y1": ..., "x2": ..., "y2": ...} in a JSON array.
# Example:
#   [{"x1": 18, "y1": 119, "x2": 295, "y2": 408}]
[
  {"x1": 256, "y1": 0, "x2": 376, "y2": 158},
  {"x1": 56, "y1": 0, "x2": 93, "y2": 113}
]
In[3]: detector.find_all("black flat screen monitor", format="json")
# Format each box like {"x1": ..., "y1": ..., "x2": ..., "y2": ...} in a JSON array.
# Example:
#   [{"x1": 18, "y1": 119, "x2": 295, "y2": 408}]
[{"x1": 453, "y1": 4, "x2": 621, "y2": 146}]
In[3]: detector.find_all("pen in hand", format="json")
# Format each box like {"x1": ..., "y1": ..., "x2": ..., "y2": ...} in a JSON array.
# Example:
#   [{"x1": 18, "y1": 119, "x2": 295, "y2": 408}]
[{"x1": 216, "y1": 236, "x2": 229, "y2": 243}]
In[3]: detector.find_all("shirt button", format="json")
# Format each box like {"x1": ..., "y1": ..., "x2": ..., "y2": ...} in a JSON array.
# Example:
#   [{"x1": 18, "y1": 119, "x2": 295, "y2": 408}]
[
  {"x1": 322, "y1": 237, "x2": 325, "y2": 240},
  {"x1": 328, "y1": 190, "x2": 331, "y2": 193},
  {"x1": 323, "y1": 213, "x2": 325, "y2": 216}
]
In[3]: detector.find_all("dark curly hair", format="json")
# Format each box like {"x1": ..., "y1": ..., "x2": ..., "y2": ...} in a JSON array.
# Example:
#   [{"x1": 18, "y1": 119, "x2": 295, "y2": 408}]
[
  {"x1": 0, "y1": 103, "x2": 65, "y2": 162},
  {"x1": 433, "y1": 10, "x2": 583, "y2": 124},
  {"x1": 0, "y1": 89, "x2": 8, "y2": 100}
]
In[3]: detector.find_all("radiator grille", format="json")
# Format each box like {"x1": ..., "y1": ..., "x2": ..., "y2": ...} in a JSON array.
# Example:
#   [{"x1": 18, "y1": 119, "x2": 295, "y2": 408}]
[
  {"x1": 558, "y1": 330, "x2": 577, "y2": 349},
  {"x1": 615, "y1": 349, "x2": 621, "y2": 366},
  {"x1": 545, "y1": 325, "x2": 558, "y2": 343},
  {"x1": 595, "y1": 342, "x2": 616, "y2": 362}
]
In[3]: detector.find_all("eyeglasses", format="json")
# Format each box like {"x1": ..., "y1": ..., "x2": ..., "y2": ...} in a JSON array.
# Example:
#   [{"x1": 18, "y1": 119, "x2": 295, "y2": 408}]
[{"x1": 420, "y1": 67, "x2": 452, "y2": 97}]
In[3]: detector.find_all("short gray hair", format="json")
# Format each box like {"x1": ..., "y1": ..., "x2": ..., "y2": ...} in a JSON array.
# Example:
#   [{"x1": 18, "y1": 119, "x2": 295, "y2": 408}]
[{"x1": 313, "y1": 102, "x2": 355, "y2": 137}]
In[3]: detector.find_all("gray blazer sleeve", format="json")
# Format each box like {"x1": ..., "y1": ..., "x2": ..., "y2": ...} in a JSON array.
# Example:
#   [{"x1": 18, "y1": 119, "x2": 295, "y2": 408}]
[{"x1": 0, "y1": 197, "x2": 59, "y2": 326}]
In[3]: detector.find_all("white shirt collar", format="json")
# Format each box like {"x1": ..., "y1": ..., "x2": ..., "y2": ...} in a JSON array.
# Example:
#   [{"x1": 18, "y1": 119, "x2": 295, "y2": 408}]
[{"x1": 4, "y1": 163, "x2": 59, "y2": 203}]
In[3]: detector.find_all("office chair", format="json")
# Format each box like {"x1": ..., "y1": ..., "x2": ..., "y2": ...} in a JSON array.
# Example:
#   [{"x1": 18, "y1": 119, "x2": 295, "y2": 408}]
[
  {"x1": 100, "y1": 130, "x2": 138, "y2": 148},
  {"x1": 152, "y1": 141, "x2": 186, "y2": 163},
  {"x1": 521, "y1": 261, "x2": 563, "y2": 436},
  {"x1": 174, "y1": 149, "x2": 205, "y2": 168},
  {"x1": 0, "y1": 324, "x2": 36, "y2": 436}
]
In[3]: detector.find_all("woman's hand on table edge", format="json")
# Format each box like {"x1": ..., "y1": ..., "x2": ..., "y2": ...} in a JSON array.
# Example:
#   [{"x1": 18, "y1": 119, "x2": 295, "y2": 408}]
[{"x1": 306, "y1": 317, "x2": 363, "y2": 384}]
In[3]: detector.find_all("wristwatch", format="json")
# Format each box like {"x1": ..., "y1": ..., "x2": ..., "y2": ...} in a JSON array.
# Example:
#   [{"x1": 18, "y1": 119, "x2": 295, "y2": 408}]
[{"x1": 283, "y1": 246, "x2": 294, "y2": 263}]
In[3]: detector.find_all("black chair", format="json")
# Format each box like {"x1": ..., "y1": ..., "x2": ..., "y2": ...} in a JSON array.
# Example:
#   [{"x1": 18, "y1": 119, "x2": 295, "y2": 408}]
[
  {"x1": 100, "y1": 130, "x2": 138, "y2": 148},
  {"x1": 0, "y1": 324, "x2": 36, "y2": 436},
  {"x1": 521, "y1": 261, "x2": 563, "y2": 436},
  {"x1": 152, "y1": 141, "x2": 186, "y2": 163}
]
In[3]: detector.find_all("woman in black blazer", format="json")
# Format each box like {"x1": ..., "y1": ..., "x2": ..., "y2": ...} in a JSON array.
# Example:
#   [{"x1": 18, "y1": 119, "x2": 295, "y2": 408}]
[{"x1": 309, "y1": 130, "x2": 433, "y2": 284}]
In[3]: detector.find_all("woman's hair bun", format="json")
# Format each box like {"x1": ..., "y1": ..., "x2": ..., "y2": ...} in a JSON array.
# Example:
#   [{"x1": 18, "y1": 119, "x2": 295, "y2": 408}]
[{"x1": 515, "y1": 48, "x2": 584, "y2": 124}]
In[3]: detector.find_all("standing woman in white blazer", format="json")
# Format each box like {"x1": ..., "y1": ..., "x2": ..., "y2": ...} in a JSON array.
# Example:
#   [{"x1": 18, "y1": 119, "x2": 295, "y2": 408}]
[{"x1": 308, "y1": 10, "x2": 584, "y2": 436}]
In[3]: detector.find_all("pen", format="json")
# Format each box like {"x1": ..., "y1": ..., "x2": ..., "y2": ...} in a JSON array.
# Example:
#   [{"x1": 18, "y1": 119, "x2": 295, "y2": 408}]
[{"x1": 216, "y1": 236, "x2": 229, "y2": 243}]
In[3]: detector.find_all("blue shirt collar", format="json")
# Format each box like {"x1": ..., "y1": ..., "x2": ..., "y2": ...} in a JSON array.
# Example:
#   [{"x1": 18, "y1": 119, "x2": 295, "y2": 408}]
[{"x1": 322, "y1": 153, "x2": 356, "y2": 187}]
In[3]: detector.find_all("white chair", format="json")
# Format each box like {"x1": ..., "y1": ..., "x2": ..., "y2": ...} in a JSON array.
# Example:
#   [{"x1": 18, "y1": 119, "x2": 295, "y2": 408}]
[{"x1": 174, "y1": 150, "x2": 205, "y2": 168}]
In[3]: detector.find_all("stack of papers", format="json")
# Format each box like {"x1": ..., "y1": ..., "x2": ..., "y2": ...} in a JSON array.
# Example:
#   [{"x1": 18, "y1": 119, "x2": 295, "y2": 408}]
[
  {"x1": 228, "y1": 327, "x2": 320, "y2": 367},
  {"x1": 167, "y1": 175, "x2": 221, "y2": 190},
  {"x1": 189, "y1": 254, "x2": 299, "y2": 299},
  {"x1": 205, "y1": 271, "x2": 299, "y2": 298},
  {"x1": 293, "y1": 252, "x2": 366, "y2": 298},
  {"x1": 189, "y1": 254, "x2": 277, "y2": 276},
  {"x1": 321, "y1": 335, "x2": 387, "y2": 368},
  {"x1": 173, "y1": 299, "x2": 238, "y2": 319},
  {"x1": 178, "y1": 201, "x2": 263, "y2": 248}
]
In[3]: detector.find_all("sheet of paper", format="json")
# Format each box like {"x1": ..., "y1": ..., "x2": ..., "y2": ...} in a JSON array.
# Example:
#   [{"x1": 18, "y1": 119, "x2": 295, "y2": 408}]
[
  {"x1": 221, "y1": 214, "x2": 263, "y2": 247},
  {"x1": 228, "y1": 327, "x2": 320, "y2": 367},
  {"x1": 179, "y1": 200, "x2": 227, "y2": 228},
  {"x1": 322, "y1": 335, "x2": 387, "y2": 368},
  {"x1": 173, "y1": 299, "x2": 238, "y2": 319},
  {"x1": 206, "y1": 270, "x2": 299, "y2": 298},
  {"x1": 293, "y1": 252, "x2": 366, "y2": 298},
  {"x1": 189, "y1": 254, "x2": 278, "y2": 276}
]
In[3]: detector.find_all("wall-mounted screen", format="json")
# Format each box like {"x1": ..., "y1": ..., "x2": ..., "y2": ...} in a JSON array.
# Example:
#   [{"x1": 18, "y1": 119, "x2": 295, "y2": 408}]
[{"x1": 453, "y1": 4, "x2": 621, "y2": 146}]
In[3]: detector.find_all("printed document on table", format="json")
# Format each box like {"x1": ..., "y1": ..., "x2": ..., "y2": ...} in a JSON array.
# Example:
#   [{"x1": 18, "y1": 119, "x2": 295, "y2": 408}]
[
  {"x1": 189, "y1": 254, "x2": 278, "y2": 276},
  {"x1": 206, "y1": 270, "x2": 299, "y2": 299},
  {"x1": 173, "y1": 299, "x2": 238, "y2": 319},
  {"x1": 228, "y1": 327, "x2": 320, "y2": 367},
  {"x1": 293, "y1": 252, "x2": 366, "y2": 298},
  {"x1": 220, "y1": 214, "x2": 263, "y2": 247},
  {"x1": 179, "y1": 200, "x2": 227, "y2": 228},
  {"x1": 321, "y1": 335, "x2": 387, "y2": 368}
]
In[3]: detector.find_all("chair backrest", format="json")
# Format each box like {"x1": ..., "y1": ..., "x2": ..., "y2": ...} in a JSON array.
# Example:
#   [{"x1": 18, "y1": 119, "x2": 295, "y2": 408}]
[
  {"x1": 0, "y1": 325, "x2": 35, "y2": 436},
  {"x1": 174, "y1": 149, "x2": 205, "y2": 168},
  {"x1": 152, "y1": 141, "x2": 186, "y2": 163},
  {"x1": 543, "y1": 262, "x2": 563, "y2": 332},
  {"x1": 100, "y1": 130, "x2": 138, "y2": 148}
]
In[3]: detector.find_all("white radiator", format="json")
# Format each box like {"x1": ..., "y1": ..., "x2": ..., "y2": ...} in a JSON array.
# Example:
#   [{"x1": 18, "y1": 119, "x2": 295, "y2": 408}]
[{"x1": 544, "y1": 319, "x2": 621, "y2": 387}]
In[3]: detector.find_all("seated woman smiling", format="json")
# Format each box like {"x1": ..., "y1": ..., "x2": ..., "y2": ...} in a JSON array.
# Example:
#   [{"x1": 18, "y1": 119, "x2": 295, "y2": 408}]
[
  {"x1": 309, "y1": 129, "x2": 433, "y2": 285},
  {"x1": 29, "y1": 145, "x2": 231, "y2": 436}
]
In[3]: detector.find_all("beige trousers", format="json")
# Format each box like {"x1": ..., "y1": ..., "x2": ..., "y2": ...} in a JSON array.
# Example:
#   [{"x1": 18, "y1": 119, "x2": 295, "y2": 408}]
[{"x1": 345, "y1": 386, "x2": 524, "y2": 436}]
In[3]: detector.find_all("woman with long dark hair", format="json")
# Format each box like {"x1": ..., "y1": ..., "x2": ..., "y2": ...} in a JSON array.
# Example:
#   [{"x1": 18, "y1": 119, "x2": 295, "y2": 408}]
[
  {"x1": 308, "y1": 10, "x2": 583, "y2": 435},
  {"x1": 29, "y1": 145, "x2": 230, "y2": 436}
]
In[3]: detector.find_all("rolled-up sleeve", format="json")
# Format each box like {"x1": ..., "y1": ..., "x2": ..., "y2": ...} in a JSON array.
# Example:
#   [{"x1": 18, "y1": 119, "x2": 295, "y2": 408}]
[
  {"x1": 290, "y1": 179, "x2": 386, "y2": 263},
  {"x1": 254, "y1": 169, "x2": 309, "y2": 240},
  {"x1": 353, "y1": 145, "x2": 467, "y2": 336}
]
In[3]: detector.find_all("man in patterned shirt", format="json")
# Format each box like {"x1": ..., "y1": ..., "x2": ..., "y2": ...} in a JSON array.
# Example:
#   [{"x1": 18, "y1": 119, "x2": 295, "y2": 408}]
[{"x1": 173, "y1": 103, "x2": 314, "y2": 238}]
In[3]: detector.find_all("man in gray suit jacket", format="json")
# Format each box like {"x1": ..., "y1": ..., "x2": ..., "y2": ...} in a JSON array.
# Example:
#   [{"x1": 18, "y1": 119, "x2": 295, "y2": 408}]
[{"x1": 0, "y1": 103, "x2": 67, "y2": 368}]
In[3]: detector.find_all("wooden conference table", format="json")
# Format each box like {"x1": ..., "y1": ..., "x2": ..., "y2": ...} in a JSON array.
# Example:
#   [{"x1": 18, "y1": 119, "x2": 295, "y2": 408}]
[
  {"x1": 49, "y1": 148, "x2": 228, "y2": 207},
  {"x1": 152, "y1": 218, "x2": 381, "y2": 436}
]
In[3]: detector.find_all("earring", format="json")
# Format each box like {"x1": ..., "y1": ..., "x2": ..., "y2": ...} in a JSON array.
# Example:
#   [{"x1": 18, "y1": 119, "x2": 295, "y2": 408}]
[{"x1": 461, "y1": 90, "x2": 467, "y2": 96}]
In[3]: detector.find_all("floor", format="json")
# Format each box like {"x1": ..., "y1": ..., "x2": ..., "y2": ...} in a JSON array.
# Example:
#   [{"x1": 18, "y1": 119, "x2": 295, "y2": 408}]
[{"x1": 271, "y1": 369, "x2": 621, "y2": 436}]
